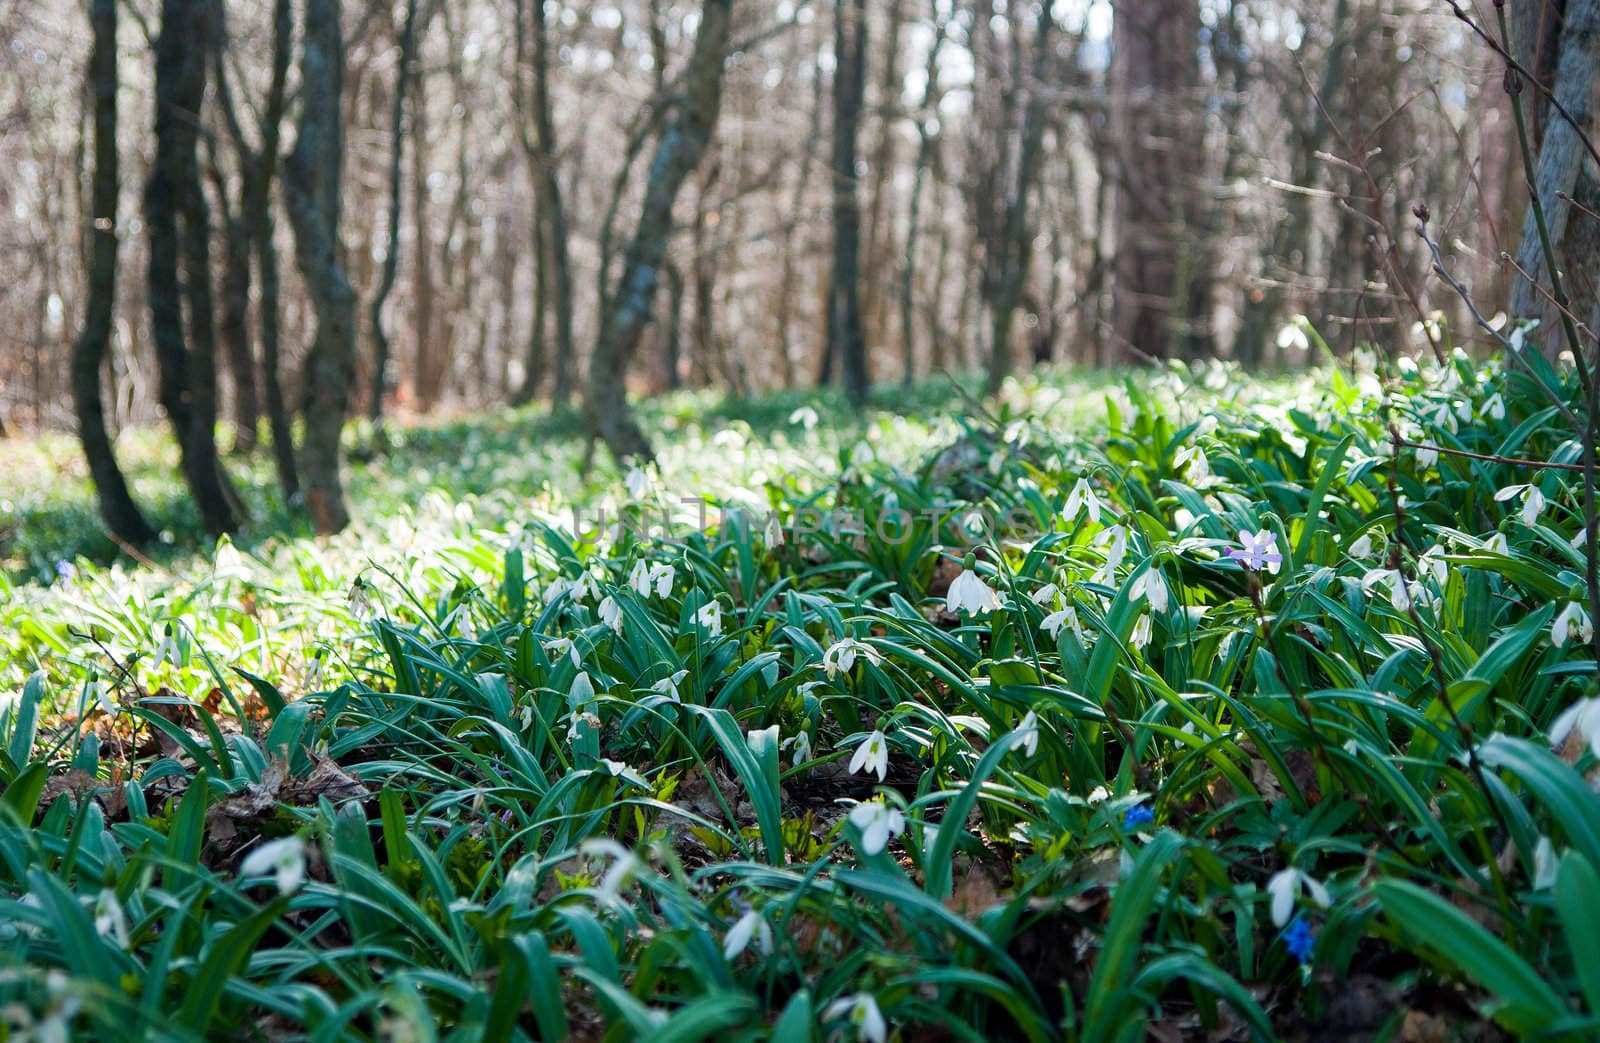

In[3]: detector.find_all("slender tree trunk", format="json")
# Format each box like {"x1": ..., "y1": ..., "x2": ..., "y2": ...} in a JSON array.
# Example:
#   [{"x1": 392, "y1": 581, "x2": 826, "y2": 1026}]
[
  {"x1": 146, "y1": 0, "x2": 242, "y2": 536},
  {"x1": 528, "y1": 0, "x2": 576, "y2": 407},
  {"x1": 827, "y1": 0, "x2": 869, "y2": 405},
  {"x1": 411, "y1": 53, "x2": 438, "y2": 411},
  {"x1": 586, "y1": 0, "x2": 734, "y2": 464},
  {"x1": 985, "y1": 0, "x2": 1053, "y2": 395},
  {"x1": 862, "y1": 0, "x2": 905, "y2": 352},
  {"x1": 663, "y1": 260, "x2": 686, "y2": 389},
  {"x1": 899, "y1": 3, "x2": 947, "y2": 387},
  {"x1": 285, "y1": 0, "x2": 358, "y2": 534},
  {"x1": 75, "y1": 0, "x2": 156, "y2": 545},
  {"x1": 1509, "y1": 0, "x2": 1600, "y2": 351},
  {"x1": 369, "y1": 0, "x2": 419, "y2": 425}
]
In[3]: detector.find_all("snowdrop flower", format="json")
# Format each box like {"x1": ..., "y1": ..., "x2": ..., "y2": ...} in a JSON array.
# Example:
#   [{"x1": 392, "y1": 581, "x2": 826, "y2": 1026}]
[
  {"x1": 1508, "y1": 318, "x2": 1538, "y2": 352},
  {"x1": 570, "y1": 571, "x2": 601, "y2": 604},
  {"x1": 568, "y1": 671, "x2": 597, "y2": 709},
  {"x1": 946, "y1": 565, "x2": 1001, "y2": 615},
  {"x1": 1414, "y1": 441, "x2": 1439, "y2": 469},
  {"x1": 1064, "y1": 477, "x2": 1104, "y2": 525},
  {"x1": 346, "y1": 578, "x2": 374, "y2": 620},
  {"x1": 93, "y1": 888, "x2": 129, "y2": 948},
  {"x1": 1129, "y1": 568, "x2": 1168, "y2": 613},
  {"x1": 650, "y1": 669, "x2": 688, "y2": 702},
  {"x1": 628, "y1": 561, "x2": 675, "y2": 599},
  {"x1": 1029, "y1": 582, "x2": 1060, "y2": 607},
  {"x1": 822, "y1": 638, "x2": 880, "y2": 678},
  {"x1": 1175, "y1": 445, "x2": 1210, "y2": 484},
  {"x1": 789, "y1": 405, "x2": 819, "y2": 431},
  {"x1": 782, "y1": 729, "x2": 813, "y2": 765},
  {"x1": 848, "y1": 730, "x2": 890, "y2": 781},
  {"x1": 1129, "y1": 613, "x2": 1152, "y2": 650},
  {"x1": 1533, "y1": 836, "x2": 1559, "y2": 891},
  {"x1": 1042, "y1": 604, "x2": 1084, "y2": 643},
  {"x1": 239, "y1": 836, "x2": 307, "y2": 895},
  {"x1": 1483, "y1": 532, "x2": 1509, "y2": 555},
  {"x1": 1266, "y1": 867, "x2": 1331, "y2": 927},
  {"x1": 1361, "y1": 568, "x2": 1418, "y2": 612},
  {"x1": 824, "y1": 993, "x2": 887, "y2": 1043},
  {"x1": 1014, "y1": 711, "x2": 1039, "y2": 757},
  {"x1": 579, "y1": 839, "x2": 643, "y2": 906},
  {"x1": 847, "y1": 799, "x2": 904, "y2": 856},
  {"x1": 214, "y1": 539, "x2": 247, "y2": 580},
  {"x1": 723, "y1": 906, "x2": 774, "y2": 959},
  {"x1": 1481, "y1": 392, "x2": 1506, "y2": 421},
  {"x1": 1495, "y1": 483, "x2": 1547, "y2": 527},
  {"x1": 544, "y1": 637, "x2": 581, "y2": 667},
  {"x1": 624, "y1": 466, "x2": 651, "y2": 499},
  {"x1": 1417, "y1": 546, "x2": 1449, "y2": 589},
  {"x1": 1550, "y1": 697, "x2": 1600, "y2": 759},
  {"x1": 153, "y1": 625, "x2": 180, "y2": 670},
  {"x1": 762, "y1": 513, "x2": 785, "y2": 549},
  {"x1": 1227, "y1": 529, "x2": 1282, "y2": 573},
  {"x1": 86, "y1": 677, "x2": 113, "y2": 717},
  {"x1": 696, "y1": 601, "x2": 723, "y2": 636},
  {"x1": 1275, "y1": 321, "x2": 1310, "y2": 352},
  {"x1": 597, "y1": 595, "x2": 625, "y2": 636},
  {"x1": 1553, "y1": 602, "x2": 1594, "y2": 647},
  {"x1": 1091, "y1": 525, "x2": 1130, "y2": 585},
  {"x1": 1347, "y1": 532, "x2": 1377, "y2": 560}
]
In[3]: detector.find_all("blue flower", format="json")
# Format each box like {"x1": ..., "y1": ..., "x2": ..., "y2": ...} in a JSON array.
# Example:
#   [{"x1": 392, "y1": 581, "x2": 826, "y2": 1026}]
[
  {"x1": 1122, "y1": 804, "x2": 1154, "y2": 830},
  {"x1": 54, "y1": 560, "x2": 77, "y2": 582},
  {"x1": 1282, "y1": 915, "x2": 1316, "y2": 963}
]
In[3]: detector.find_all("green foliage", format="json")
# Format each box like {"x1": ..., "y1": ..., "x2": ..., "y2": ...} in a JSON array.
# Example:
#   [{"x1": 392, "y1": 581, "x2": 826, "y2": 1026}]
[{"x1": 1, "y1": 352, "x2": 1597, "y2": 1039}]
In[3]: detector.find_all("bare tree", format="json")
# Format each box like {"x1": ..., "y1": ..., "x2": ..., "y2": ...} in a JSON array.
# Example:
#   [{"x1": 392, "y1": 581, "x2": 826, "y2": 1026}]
[
  {"x1": 284, "y1": 0, "x2": 357, "y2": 534},
  {"x1": 146, "y1": 0, "x2": 244, "y2": 536},
  {"x1": 822, "y1": 0, "x2": 869, "y2": 406},
  {"x1": 587, "y1": 0, "x2": 735, "y2": 463},
  {"x1": 369, "y1": 0, "x2": 420, "y2": 427},
  {"x1": 74, "y1": 0, "x2": 156, "y2": 546}
]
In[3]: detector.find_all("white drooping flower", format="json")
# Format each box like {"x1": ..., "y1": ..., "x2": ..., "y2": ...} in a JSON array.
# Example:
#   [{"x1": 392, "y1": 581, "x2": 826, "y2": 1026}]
[
  {"x1": 1064, "y1": 477, "x2": 1104, "y2": 525},
  {"x1": 763, "y1": 513, "x2": 785, "y2": 549},
  {"x1": 1414, "y1": 441, "x2": 1439, "y2": 469},
  {"x1": 789, "y1": 405, "x2": 819, "y2": 431},
  {"x1": 1041, "y1": 605, "x2": 1081, "y2": 642},
  {"x1": 696, "y1": 601, "x2": 723, "y2": 636},
  {"x1": 847, "y1": 799, "x2": 905, "y2": 856},
  {"x1": 239, "y1": 836, "x2": 307, "y2": 896},
  {"x1": 598, "y1": 595, "x2": 625, "y2": 636},
  {"x1": 946, "y1": 567, "x2": 1001, "y2": 615},
  {"x1": 1417, "y1": 546, "x2": 1449, "y2": 589},
  {"x1": 568, "y1": 570, "x2": 601, "y2": 605},
  {"x1": 1495, "y1": 483, "x2": 1547, "y2": 527},
  {"x1": 1550, "y1": 697, "x2": 1600, "y2": 759},
  {"x1": 579, "y1": 838, "x2": 643, "y2": 907},
  {"x1": 85, "y1": 677, "x2": 113, "y2": 717},
  {"x1": 723, "y1": 906, "x2": 774, "y2": 959},
  {"x1": 782, "y1": 729, "x2": 813, "y2": 765},
  {"x1": 153, "y1": 625, "x2": 180, "y2": 671},
  {"x1": 544, "y1": 637, "x2": 582, "y2": 667},
  {"x1": 1175, "y1": 445, "x2": 1210, "y2": 484},
  {"x1": 629, "y1": 561, "x2": 675, "y2": 599},
  {"x1": 823, "y1": 638, "x2": 880, "y2": 679},
  {"x1": 346, "y1": 578, "x2": 374, "y2": 620},
  {"x1": 1129, "y1": 613, "x2": 1152, "y2": 650},
  {"x1": 1014, "y1": 710, "x2": 1039, "y2": 757},
  {"x1": 1347, "y1": 532, "x2": 1376, "y2": 560},
  {"x1": 824, "y1": 992, "x2": 887, "y2": 1043},
  {"x1": 1129, "y1": 568, "x2": 1168, "y2": 613},
  {"x1": 1266, "y1": 867, "x2": 1331, "y2": 927},
  {"x1": 1029, "y1": 583, "x2": 1061, "y2": 607},
  {"x1": 650, "y1": 669, "x2": 688, "y2": 702},
  {"x1": 1552, "y1": 602, "x2": 1593, "y2": 647},
  {"x1": 624, "y1": 465, "x2": 651, "y2": 499},
  {"x1": 1481, "y1": 392, "x2": 1506, "y2": 421},
  {"x1": 1362, "y1": 568, "x2": 1419, "y2": 612},
  {"x1": 1092, "y1": 525, "x2": 1130, "y2": 584},
  {"x1": 1483, "y1": 532, "x2": 1509, "y2": 555},
  {"x1": 93, "y1": 888, "x2": 129, "y2": 948},
  {"x1": 848, "y1": 730, "x2": 890, "y2": 781}
]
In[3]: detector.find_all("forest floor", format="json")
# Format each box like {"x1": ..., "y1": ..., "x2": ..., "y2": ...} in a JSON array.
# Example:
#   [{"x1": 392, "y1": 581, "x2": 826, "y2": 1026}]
[{"x1": 0, "y1": 355, "x2": 1596, "y2": 1041}]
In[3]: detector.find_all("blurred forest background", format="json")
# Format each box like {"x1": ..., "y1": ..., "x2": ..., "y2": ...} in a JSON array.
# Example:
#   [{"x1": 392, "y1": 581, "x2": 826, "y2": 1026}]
[{"x1": 0, "y1": 0, "x2": 1594, "y2": 532}]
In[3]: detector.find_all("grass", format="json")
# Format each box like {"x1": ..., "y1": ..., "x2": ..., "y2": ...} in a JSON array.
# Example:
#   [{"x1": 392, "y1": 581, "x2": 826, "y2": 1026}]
[{"x1": 1, "y1": 351, "x2": 1598, "y2": 1041}]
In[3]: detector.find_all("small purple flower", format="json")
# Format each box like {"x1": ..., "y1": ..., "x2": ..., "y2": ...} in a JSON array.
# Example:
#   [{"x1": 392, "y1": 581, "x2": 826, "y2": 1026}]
[
  {"x1": 1227, "y1": 529, "x2": 1283, "y2": 574},
  {"x1": 55, "y1": 560, "x2": 77, "y2": 583},
  {"x1": 1122, "y1": 804, "x2": 1154, "y2": 830},
  {"x1": 1282, "y1": 915, "x2": 1316, "y2": 963}
]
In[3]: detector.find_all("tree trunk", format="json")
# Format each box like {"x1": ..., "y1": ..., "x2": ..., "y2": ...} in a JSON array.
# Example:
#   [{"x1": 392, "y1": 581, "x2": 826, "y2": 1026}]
[
  {"x1": 985, "y1": 0, "x2": 1053, "y2": 395},
  {"x1": 862, "y1": 0, "x2": 905, "y2": 352},
  {"x1": 369, "y1": 0, "x2": 419, "y2": 424},
  {"x1": 526, "y1": 0, "x2": 576, "y2": 407},
  {"x1": 146, "y1": 0, "x2": 243, "y2": 537},
  {"x1": 284, "y1": 0, "x2": 357, "y2": 534},
  {"x1": 74, "y1": 0, "x2": 156, "y2": 546},
  {"x1": 586, "y1": 0, "x2": 734, "y2": 464},
  {"x1": 827, "y1": 0, "x2": 870, "y2": 405},
  {"x1": 1108, "y1": 0, "x2": 1201, "y2": 363},
  {"x1": 1509, "y1": 0, "x2": 1600, "y2": 351},
  {"x1": 899, "y1": 3, "x2": 947, "y2": 387}
]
